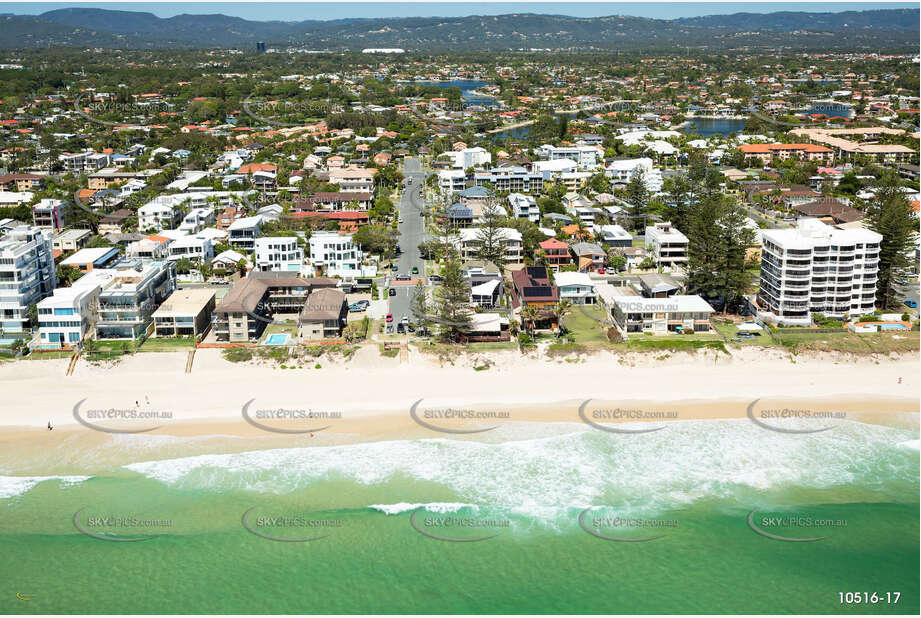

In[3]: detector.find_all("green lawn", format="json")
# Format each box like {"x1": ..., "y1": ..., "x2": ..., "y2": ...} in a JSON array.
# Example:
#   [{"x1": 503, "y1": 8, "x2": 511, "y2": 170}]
[
  {"x1": 137, "y1": 337, "x2": 196, "y2": 352},
  {"x1": 561, "y1": 304, "x2": 611, "y2": 346}
]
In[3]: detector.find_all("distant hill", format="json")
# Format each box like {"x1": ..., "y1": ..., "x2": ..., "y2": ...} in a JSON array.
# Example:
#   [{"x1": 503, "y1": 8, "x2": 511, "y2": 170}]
[
  {"x1": 0, "y1": 7, "x2": 916, "y2": 50},
  {"x1": 675, "y1": 9, "x2": 919, "y2": 30}
]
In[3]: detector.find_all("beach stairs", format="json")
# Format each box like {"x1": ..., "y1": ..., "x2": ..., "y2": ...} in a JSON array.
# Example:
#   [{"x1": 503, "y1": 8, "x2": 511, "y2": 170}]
[
  {"x1": 185, "y1": 348, "x2": 196, "y2": 373},
  {"x1": 399, "y1": 343, "x2": 408, "y2": 363},
  {"x1": 65, "y1": 348, "x2": 81, "y2": 376}
]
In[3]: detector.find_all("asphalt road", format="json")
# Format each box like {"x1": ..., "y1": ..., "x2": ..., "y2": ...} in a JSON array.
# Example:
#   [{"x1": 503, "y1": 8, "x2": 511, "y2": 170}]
[{"x1": 388, "y1": 157, "x2": 427, "y2": 329}]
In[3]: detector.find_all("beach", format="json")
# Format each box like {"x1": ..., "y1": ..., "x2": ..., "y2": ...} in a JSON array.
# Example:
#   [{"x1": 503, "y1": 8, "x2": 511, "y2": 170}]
[{"x1": 1, "y1": 348, "x2": 918, "y2": 614}]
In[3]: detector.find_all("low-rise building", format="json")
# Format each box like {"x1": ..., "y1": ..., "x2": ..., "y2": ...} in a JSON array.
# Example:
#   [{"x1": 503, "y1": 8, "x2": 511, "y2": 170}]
[
  {"x1": 612, "y1": 294, "x2": 714, "y2": 334},
  {"x1": 298, "y1": 288, "x2": 347, "y2": 340},
  {"x1": 52, "y1": 229, "x2": 93, "y2": 252},
  {"x1": 60, "y1": 247, "x2": 121, "y2": 273},
  {"x1": 32, "y1": 199, "x2": 66, "y2": 232},
  {"x1": 152, "y1": 288, "x2": 216, "y2": 337},
  {"x1": 254, "y1": 237, "x2": 304, "y2": 273},
  {"x1": 554, "y1": 271, "x2": 597, "y2": 304},
  {"x1": 645, "y1": 221, "x2": 688, "y2": 271}
]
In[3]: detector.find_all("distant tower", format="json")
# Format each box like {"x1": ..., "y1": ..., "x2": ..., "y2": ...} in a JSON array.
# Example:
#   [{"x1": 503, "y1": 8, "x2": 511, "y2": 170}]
[{"x1": 256, "y1": 42, "x2": 266, "y2": 53}]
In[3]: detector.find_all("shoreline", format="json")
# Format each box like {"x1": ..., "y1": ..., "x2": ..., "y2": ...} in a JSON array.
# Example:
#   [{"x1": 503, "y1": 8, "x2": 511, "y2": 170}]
[{"x1": 0, "y1": 346, "x2": 917, "y2": 434}]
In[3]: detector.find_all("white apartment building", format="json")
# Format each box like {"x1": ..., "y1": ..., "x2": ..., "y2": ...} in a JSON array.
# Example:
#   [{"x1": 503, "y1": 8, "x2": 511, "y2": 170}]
[
  {"x1": 536, "y1": 144, "x2": 600, "y2": 170},
  {"x1": 445, "y1": 147, "x2": 492, "y2": 170},
  {"x1": 507, "y1": 193, "x2": 540, "y2": 223},
  {"x1": 309, "y1": 231, "x2": 365, "y2": 278},
  {"x1": 139, "y1": 197, "x2": 188, "y2": 232},
  {"x1": 139, "y1": 191, "x2": 245, "y2": 232},
  {"x1": 179, "y1": 207, "x2": 216, "y2": 234},
  {"x1": 438, "y1": 169, "x2": 467, "y2": 193},
  {"x1": 0, "y1": 226, "x2": 55, "y2": 332},
  {"x1": 254, "y1": 237, "x2": 304, "y2": 273},
  {"x1": 167, "y1": 235, "x2": 214, "y2": 264},
  {"x1": 605, "y1": 157, "x2": 664, "y2": 193},
  {"x1": 645, "y1": 221, "x2": 689, "y2": 271},
  {"x1": 36, "y1": 270, "x2": 105, "y2": 348},
  {"x1": 227, "y1": 216, "x2": 263, "y2": 251},
  {"x1": 454, "y1": 227, "x2": 523, "y2": 263},
  {"x1": 757, "y1": 218, "x2": 882, "y2": 325}
]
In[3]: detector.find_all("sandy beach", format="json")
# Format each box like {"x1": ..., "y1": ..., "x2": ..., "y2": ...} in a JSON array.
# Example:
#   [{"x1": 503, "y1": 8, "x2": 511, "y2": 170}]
[{"x1": 0, "y1": 345, "x2": 917, "y2": 439}]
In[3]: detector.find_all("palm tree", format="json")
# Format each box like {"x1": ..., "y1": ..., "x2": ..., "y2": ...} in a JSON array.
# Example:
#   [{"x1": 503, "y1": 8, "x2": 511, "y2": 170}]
[
  {"x1": 555, "y1": 299, "x2": 573, "y2": 336},
  {"x1": 521, "y1": 305, "x2": 540, "y2": 337}
]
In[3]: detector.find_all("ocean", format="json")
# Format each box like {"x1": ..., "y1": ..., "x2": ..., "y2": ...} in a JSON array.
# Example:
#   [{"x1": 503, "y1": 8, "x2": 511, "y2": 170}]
[{"x1": 2, "y1": 417, "x2": 918, "y2": 614}]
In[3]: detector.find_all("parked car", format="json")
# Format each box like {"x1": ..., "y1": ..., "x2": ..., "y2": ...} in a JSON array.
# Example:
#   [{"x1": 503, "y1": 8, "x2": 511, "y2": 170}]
[
  {"x1": 386, "y1": 313, "x2": 393, "y2": 323},
  {"x1": 597, "y1": 268, "x2": 606, "y2": 274},
  {"x1": 903, "y1": 299, "x2": 918, "y2": 308},
  {"x1": 390, "y1": 264, "x2": 399, "y2": 272},
  {"x1": 389, "y1": 288, "x2": 396, "y2": 297},
  {"x1": 429, "y1": 274, "x2": 443, "y2": 282},
  {"x1": 348, "y1": 303, "x2": 366, "y2": 312}
]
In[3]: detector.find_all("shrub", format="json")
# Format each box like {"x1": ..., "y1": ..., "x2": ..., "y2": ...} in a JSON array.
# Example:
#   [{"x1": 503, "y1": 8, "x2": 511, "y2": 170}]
[{"x1": 222, "y1": 347, "x2": 253, "y2": 363}]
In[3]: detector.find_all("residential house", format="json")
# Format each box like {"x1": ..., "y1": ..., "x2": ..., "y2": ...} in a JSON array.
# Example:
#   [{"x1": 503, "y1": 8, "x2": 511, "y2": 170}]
[
  {"x1": 570, "y1": 242, "x2": 606, "y2": 272},
  {"x1": 555, "y1": 271, "x2": 597, "y2": 304},
  {"x1": 298, "y1": 288, "x2": 347, "y2": 340},
  {"x1": 538, "y1": 238, "x2": 573, "y2": 270},
  {"x1": 52, "y1": 229, "x2": 92, "y2": 253},
  {"x1": 510, "y1": 266, "x2": 559, "y2": 330}
]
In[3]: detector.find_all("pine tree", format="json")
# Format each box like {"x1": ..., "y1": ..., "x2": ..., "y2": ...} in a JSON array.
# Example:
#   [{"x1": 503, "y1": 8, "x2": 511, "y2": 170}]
[
  {"x1": 435, "y1": 249, "x2": 472, "y2": 342},
  {"x1": 475, "y1": 200, "x2": 509, "y2": 274},
  {"x1": 625, "y1": 170, "x2": 649, "y2": 231},
  {"x1": 685, "y1": 193, "x2": 755, "y2": 311},
  {"x1": 865, "y1": 174, "x2": 918, "y2": 309}
]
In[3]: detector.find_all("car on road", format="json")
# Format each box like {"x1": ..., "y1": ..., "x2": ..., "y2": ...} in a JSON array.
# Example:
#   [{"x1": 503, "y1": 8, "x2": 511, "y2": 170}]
[
  {"x1": 399, "y1": 217, "x2": 404, "y2": 223},
  {"x1": 390, "y1": 264, "x2": 399, "y2": 272},
  {"x1": 389, "y1": 288, "x2": 396, "y2": 297},
  {"x1": 395, "y1": 274, "x2": 411, "y2": 281},
  {"x1": 407, "y1": 177, "x2": 413, "y2": 185},
  {"x1": 386, "y1": 313, "x2": 393, "y2": 323},
  {"x1": 904, "y1": 299, "x2": 918, "y2": 308},
  {"x1": 429, "y1": 274, "x2": 443, "y2": 282},
  {"x1": 411, "y1": 266, "x2": 419, "y2": 275}
]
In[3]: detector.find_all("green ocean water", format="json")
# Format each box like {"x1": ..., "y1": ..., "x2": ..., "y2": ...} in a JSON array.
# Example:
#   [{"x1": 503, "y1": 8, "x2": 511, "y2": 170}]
[{"x1": 2, "y1": 418, "x2": 918, "y2": 614}]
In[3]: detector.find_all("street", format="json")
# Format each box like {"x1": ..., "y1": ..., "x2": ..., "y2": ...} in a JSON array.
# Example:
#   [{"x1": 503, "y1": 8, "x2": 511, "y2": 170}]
[{"x1": 388, "y1": 157, "x2": 427, "y2": 328}]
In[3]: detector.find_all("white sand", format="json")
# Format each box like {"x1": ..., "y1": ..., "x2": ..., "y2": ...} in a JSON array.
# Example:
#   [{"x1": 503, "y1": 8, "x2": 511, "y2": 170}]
[{"x1": 1, "y1": 345, "x2": 917, "y2": 430}]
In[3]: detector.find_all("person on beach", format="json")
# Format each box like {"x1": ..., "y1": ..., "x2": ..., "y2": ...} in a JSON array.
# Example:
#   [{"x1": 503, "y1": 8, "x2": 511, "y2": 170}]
[{"x1": 47, "y1": 421, "x2": 52, "y2": 431}]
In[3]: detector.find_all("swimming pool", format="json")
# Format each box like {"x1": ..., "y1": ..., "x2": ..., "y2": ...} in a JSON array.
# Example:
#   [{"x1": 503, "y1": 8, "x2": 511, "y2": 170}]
[{"x1": 264, "y1": 333, "x2": 290, "y2": 346}]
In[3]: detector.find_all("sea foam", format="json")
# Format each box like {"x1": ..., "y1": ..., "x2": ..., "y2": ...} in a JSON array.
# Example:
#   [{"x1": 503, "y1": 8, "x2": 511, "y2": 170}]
[
  {"x1": 0, "y1": 475, "x2": 91, "y2": 499},
  {"x1": 123, "y1": 418, "x2": 919, "y2": 512}
]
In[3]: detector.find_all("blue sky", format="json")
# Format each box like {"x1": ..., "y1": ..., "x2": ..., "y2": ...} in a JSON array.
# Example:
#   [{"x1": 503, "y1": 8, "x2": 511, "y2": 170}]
[{"x1": 1, "y1": 1, "x2": 915, "y2": 21}]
